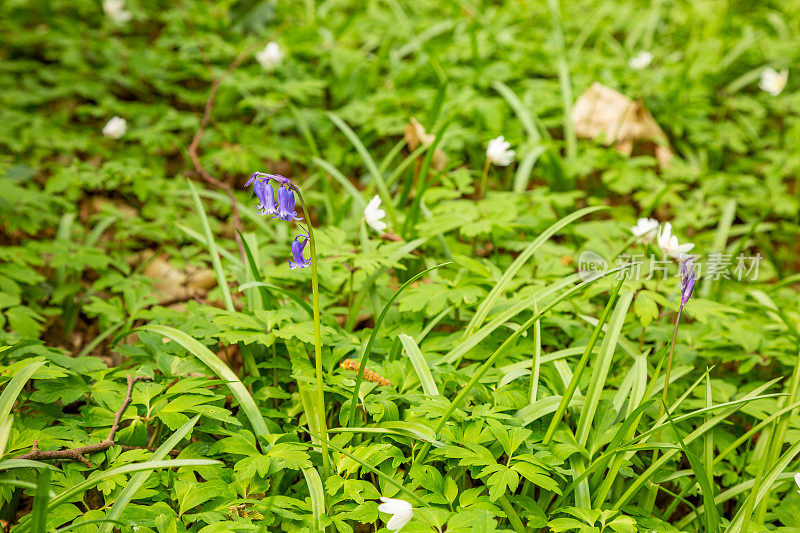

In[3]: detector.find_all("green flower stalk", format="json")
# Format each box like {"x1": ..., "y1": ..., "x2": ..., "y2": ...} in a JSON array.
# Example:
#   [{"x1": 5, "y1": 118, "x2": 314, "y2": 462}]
[{"x1": 246, "y1": 172, "x2": 329, "y2": 475}]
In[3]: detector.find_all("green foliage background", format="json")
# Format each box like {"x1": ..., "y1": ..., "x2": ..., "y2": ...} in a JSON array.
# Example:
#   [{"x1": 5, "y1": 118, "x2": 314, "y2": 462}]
[{"x1": 1, "y1": 0, "x2": 800, "y2": 531}]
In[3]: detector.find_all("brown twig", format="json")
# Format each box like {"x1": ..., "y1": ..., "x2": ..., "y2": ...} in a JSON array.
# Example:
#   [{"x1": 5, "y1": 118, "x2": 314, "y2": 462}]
[
  {"x1": 16, "y1": 375, "x2": 152, "y2": 467},
  {"x1": 187, "y1": 39, "x2": 281, "y2": 262}
]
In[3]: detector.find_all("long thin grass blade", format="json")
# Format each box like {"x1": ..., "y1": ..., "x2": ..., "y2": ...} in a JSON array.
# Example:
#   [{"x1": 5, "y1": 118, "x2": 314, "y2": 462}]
[
  {"x1": 187, "y1": 180, "x2": 235, "y2": 311},
  {"x1": 30, "y1": 468, "x2": 50, "y2": 533},
  {"x1": 346, "y1": 263, "x2": 450, "y2": 426},
  {"x1": 464, "y1": 206, "x2": 606, "y2": 336},
  {"x1": 100, "y1": 415, "x2": 202, "y2": 532},
  {"x1": 398, "y1": 334, "x2": 438, "y2": 396},
  {"x1": 139, "y1": 325, "x2": 269, "y2": 438},
  {"x1": 327, "y1": 113, "x2": 396, "y2": 226},
  {"x1": 0, "y1": 361, "x2": 44, "y2": 427},
  {"x1": 302, "y1": 467, "x2": 326, "y2": 531},
  {"x1": 543, "y1": 279, "x2": 625, "y2": 444}
]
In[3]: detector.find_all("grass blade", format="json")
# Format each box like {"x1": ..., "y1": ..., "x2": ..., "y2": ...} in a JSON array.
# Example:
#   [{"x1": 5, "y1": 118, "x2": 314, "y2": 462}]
[
  {"x1": 327, "y1": 113, "x2": 397, "y2": 227},
  {"x1": 238, "y1": 230, "x2": 268, "y2": 312},
  {"x1": 312, "y1": 157, "x2": 367, "y2": 210},
  {"x1": 302, "y1": 467, "x2": 326, "y2": 531},
  {"x1": 543, "y1": 279, "x2": 625, "y2": 444},
  {"x1": 547, "y1": 0, "x2": 577, "y2": 160},
  {"x1": 139, "y1": 324, "x2": 269, "y2": 438},
  {"x1": 575, "y1": 290, "x2": 634, "y2": 446},
  {"x1": 0, "y1": 361, "x2": 44, "y2": 429},
  {"x1": 398, "y1": 334, "x2": 438, "y2": 396},
  {"x1": 100, "y1": 415, "x2": 202, "y2": 532},
  {"x1": 30, "y1": 468, "x2": 50, "y2": 533},
  {"x1": 187, "y1": 180, "x2": 234, "y2": 312},
  {"x1": 663, "y1": 405, "x2": 720, "y2": 533},
  {"x1": 346, "y1": 263, "x2": 450, "y2": 427},
  {"x1": 0, "y1": 459, "x2": 57, "y2": 471},
  {"x1": 570, "y1": 289, "x2": 633, "y2": 506},
  {"x1": 464, "y1": 206, "x2": 606, "y2": 337},
  {"x1": 514, "y1": 146, "x2": 547, "y2": 193}
]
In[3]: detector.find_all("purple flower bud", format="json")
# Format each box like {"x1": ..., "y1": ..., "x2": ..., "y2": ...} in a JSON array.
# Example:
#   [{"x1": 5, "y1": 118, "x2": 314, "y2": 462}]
[
  {"x1": 244, "y1": 172, "x2": 261, "y2": 188},
  {"x1": 277, "y1": 185, "x2": 301, "y2": 222},
  {"x1": 288, "y1": 234, "x2": 311, "y2": 269},
  {"x1": 253, "y1": 179, "x2": 277, "y2": 217},
  {"x1": 680, "y1": 257, "x2": 696, "y2": 308}
]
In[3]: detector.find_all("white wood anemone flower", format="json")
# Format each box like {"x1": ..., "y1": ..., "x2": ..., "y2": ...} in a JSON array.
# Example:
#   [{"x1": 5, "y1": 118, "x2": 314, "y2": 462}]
[
  {"x1": 657, "y1": 222, "x2": 694, "y2": 259},
  {"x1": 256, "y1": 42, "x2": 283, "y2": 70},
  {"x1": 103, "y1": 0, "x2": 132, "y2": 24},
  {"x1": 486, "y1": 136, "x2": 515, "y2": 166},
  {"x1": 364, "y1": 194, "x2": 387, "y2": 232},
  {"x1": 795, "y1": 472, "x2": 800, "y2": 492},
  {"x1": 629, "y1": 51, "x2": 653, "y2": 70},
  {"x1": 102, "y1": 116, "x2": 127, "y2": 139},
  {"x1": 631, "y1": 217, "x2": 659, "y2": 243},
  {"x1": 759, "y1": 67, "x2": 788, "y2": 96},
  {"x1": 378, "y1": 497, "x2": 413, "y2": 531}
]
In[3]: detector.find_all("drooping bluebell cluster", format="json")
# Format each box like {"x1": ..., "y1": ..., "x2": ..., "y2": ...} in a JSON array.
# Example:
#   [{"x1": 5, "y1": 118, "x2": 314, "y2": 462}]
[{"x1": 247, "y1": 172, "x2": 309, "y2": 269}]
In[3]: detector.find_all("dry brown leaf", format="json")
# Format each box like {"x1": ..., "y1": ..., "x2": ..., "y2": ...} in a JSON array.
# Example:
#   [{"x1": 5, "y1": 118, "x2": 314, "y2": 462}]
[
  {"x1": 572, "y1": 82, "x2": 674, "y2": 168},
  {"x1": 138, "y1": 251, "x2": 215, "y2": 304},
  {"x1": 404, "y1": 117, "x2": 447, "y2": 171}
]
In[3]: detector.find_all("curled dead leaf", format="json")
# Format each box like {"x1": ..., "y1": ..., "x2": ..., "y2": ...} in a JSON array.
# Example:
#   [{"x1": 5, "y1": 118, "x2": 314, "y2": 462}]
[
  {"x1": 573, "y1": 82, "x2": 674, "y2": 168},
  {"x1": 404, "y1": 117, "x2": 447, "y2": 171}
]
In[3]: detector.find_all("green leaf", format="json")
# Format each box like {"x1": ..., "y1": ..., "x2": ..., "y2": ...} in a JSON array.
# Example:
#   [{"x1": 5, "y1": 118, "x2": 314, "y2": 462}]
[{"x1": 634, "y1": 290, "x2": 659, "y2": 326}]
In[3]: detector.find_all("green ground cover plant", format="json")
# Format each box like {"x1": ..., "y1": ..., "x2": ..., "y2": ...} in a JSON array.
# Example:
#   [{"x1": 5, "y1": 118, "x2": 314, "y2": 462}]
[{"x1": 1, "y1": 0, "x2": 800, "y2": 531}]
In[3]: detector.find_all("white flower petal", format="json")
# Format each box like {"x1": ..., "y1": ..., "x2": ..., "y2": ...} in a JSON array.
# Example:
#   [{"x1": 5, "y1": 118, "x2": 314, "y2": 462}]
[
  {"x1": 367, "y1": 218, "x2": 387, "y2": 232},
  {"x1": 486, "y1": 136, "x2": 515, "y2": 166},
  {"x1": 379, "y1": 497, "x2": 413, "y2": 531},
  {"x1": 629, "y1": 51, "x2": 653, "y2": 70},
  {"x1": 795, "y1": 472, "x2": 800, "y2": 492},
  {"x1": 385, "y1": 508, "x2": 413, "y2": 530},
  {"x1": 631, "y1": 217, "x2": 659, "y2": 243},
  {"x1": 256, "y1": 42, "x2": 283, "y2": 70},
  {"x1": 103, "y1": 0, "x2": 132, "y2": 23},
  {"x1": 657, "y1": 222, "x2": 673, "y2": 252},
  {"x1": 759, "y1": 67, "x2": 788, "y2": 96},
  {"x1": 364, "y1": 195, "x2": 388, "y2": 232},
  {"x1": 103, "y1": 116, "x2": 127, "y2": 139}
]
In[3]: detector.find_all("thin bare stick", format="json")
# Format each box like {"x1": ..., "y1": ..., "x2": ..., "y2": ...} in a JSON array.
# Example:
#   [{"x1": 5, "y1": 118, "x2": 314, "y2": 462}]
[
  {"x1": 187, "y1": 36, "x2": 283, "y2": 261},
  {"x1": 16, "y1": 375, "x2": 152, "y2": 467}
]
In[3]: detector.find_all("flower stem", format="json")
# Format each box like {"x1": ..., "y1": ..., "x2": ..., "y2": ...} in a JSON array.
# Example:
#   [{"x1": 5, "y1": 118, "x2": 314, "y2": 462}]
[
  {"x1": 643, "y1": 304, "x2": 684, "y2": 514},
  {"x1": 528, "y1": 298, "x2": 541, "y2": 403},
  {"x1": 295, "y1": 188, "x2": 329, "y2": 477},
  {"x1": 478, "y1": 159, "x2": 490, "y2": 199},
  {"x1": 661, "y1": 306, "x2": 683, "y2": 411}
]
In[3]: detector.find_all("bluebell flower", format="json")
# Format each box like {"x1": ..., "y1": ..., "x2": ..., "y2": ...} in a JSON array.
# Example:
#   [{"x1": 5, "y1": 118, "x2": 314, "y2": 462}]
[
  {"x1": 680, "y1": 256, "x2": 696, "y2": 308},
  {"x1": 288, "y1": 233, "x2": 311, "y2": 269},
  {"x1": 277, "y1": 185, "x2": 301, "y2": 222},
  {"x1": 253, "y1": 179, "x2": 278, "y2": 217}
]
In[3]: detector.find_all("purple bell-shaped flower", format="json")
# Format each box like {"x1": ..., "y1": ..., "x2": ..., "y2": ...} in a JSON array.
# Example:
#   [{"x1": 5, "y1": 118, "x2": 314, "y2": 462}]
[
  {"x1": 288, "y1": 233, "x2": 311, "y2": 269},
  {"x1": 253, "y1": 179, "x2": 278, "y2": 217},
  {"x1": 277, "y1": 185, "x2": 301, "y2": 222}
]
